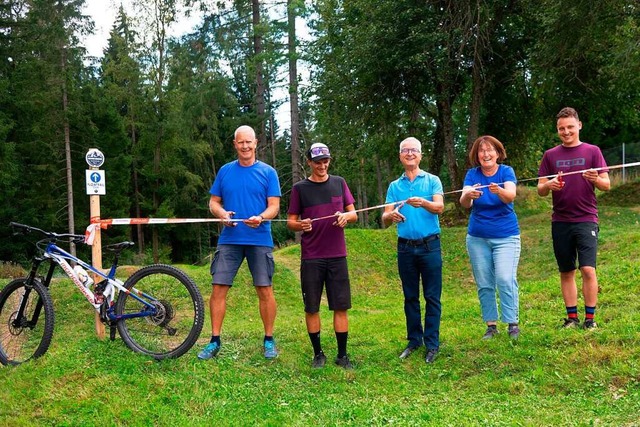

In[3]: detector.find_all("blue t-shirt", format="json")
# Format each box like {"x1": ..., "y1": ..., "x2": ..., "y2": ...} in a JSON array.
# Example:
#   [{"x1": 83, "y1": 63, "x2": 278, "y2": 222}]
[
  {"x1": 210, "y1": 160, "x2": 281, "y2": 247},
  {"x1": 385, "y1": 170, "x2": 443, "y2": 239},
  {"x1": 463, "y1": 164, "x2": 519, "y2": 238}
]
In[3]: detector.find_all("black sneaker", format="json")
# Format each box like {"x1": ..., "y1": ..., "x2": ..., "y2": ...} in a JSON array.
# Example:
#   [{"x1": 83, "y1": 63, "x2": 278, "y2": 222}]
[
  {"x1": 562, "y1": 318, "x2": 580, "y2": 329},
  {"x1": 425, "y1": 348, "x2": 439, "y2": 364},
  {"x1": 312, "y1": 352, "x2": 327, "y2": 368},
  {"x1": 482, "y1": 325, "x2": 499, "y2": 340},
  {"x1": 583, "y1": 319, "x2": 598, "y2": 329},
  {"x1": 335, "y1": 355, "x2": 354, "y2": 370}
]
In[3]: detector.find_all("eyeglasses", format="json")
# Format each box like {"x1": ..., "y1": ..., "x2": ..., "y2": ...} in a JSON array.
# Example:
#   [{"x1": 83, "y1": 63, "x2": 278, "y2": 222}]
[
  {"x1": 309, "y1": 147, "x2": 330, "y2": 157},
  {"x1": 479, "y1": 148, "x2": 496, "y2": 154},
  {"x1": 400, "y1": 148, "x2": 421, "y2": 155}
]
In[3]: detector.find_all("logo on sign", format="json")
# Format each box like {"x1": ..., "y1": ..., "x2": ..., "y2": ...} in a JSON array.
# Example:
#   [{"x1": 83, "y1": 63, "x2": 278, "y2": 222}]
[{"x1": 86, "y1": 148, "x2": 105, "y2": 168}]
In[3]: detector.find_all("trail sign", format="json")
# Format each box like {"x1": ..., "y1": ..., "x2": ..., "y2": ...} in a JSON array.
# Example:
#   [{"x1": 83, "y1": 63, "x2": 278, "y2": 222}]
[
  {"x1": 85, "y1": 148, "x2": 105, "y2": 168},
  {"x1": 85, "y1": 170, "x2": 106, "y2": 195}
]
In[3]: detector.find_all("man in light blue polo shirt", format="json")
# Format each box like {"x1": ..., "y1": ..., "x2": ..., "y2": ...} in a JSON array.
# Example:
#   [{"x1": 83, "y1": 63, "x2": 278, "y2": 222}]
[{"x1": 382, "y1": 137, "x2": 444, "y2": 364}]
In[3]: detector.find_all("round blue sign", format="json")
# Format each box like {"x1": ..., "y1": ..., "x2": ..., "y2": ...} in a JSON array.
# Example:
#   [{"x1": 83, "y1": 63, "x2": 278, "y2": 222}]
[{"x1": 86, "y1": 148, "x2": 105, "y2": 168}]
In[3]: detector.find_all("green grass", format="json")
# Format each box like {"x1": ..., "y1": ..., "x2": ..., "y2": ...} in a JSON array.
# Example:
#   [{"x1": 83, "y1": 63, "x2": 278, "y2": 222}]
[{"x1": 1, "y1": 185, "x2": 639, "y2": 426}]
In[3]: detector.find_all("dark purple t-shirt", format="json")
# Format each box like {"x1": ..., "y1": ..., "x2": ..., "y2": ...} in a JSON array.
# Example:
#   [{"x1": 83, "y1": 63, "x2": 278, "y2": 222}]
[
  {"x1": 538, "y1": 142, "x2": 608, "y2": 223},
  {"x1": 288, "y1": 175, "x2": 356, "y2": 260}
]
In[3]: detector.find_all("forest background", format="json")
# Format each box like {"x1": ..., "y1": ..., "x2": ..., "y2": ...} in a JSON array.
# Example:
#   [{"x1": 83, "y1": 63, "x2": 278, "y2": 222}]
[{"x1": 1, "y1": 0, "x2": 639, "y2": 266}]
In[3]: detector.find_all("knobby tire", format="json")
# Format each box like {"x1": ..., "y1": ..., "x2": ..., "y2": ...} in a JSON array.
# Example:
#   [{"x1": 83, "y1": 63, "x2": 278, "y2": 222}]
[
  {"x1": 0, "y1": 278, "x2": 55, "y2": 366},
  {"x1": 115, "y1": 264, "x2": 204, "y2": 360}
]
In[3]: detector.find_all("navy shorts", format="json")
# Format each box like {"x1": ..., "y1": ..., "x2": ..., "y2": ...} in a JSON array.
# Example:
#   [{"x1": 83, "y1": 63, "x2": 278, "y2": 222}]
[
  {"x1": 301, "y1": 257, "x2": 351, "y2": 313},
  {"x1": 211, "y1": 245, "x2": 275, "y2": 286},
  {"x1": 551, "y1": 222, "x2": 599, "y2": 272}
]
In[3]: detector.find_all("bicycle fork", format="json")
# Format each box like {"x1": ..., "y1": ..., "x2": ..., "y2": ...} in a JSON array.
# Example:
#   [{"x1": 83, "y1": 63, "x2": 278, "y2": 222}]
[{"x1": 12, "y1": 257, "x2": 51, "y2": 331}]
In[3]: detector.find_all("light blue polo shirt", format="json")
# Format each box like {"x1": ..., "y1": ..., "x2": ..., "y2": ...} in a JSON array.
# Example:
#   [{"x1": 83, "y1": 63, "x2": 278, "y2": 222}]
[{"x1": 385, "y1": 170, "x2": 443, "y2": 239}]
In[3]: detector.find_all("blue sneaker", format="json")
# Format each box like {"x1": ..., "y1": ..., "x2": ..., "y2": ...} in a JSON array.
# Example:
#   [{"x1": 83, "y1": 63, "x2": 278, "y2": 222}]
[
  {"x1": 197, "y1": 342, "x2": 221, "y2": 360},
  {"x1": 264, "y1": 339, "x2": 278, "y2": 359}
]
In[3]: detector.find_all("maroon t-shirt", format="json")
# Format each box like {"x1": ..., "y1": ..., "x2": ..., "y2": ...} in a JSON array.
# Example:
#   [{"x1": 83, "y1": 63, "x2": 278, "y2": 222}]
[
  {"x1": 288, "y1": 175, "x2": 356, "y2": 260},
  {"x1": 538, "y1": 142, "x2": 608, "y2": 223}
]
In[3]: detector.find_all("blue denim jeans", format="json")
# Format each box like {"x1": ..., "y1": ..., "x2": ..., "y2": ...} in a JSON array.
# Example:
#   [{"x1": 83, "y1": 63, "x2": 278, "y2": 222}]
[
  {"x1": 465, "y1": 235, "x2": 521, "y2": 324},
  {"x1": 397, "y1": 237, "x2": 442, "y2": 350}
]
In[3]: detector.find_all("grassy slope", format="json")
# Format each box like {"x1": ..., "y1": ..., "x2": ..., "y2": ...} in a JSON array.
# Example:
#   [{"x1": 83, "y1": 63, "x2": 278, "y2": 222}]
[{"x1": 1, "y1": 185, "x2": 639, "y2": 426}]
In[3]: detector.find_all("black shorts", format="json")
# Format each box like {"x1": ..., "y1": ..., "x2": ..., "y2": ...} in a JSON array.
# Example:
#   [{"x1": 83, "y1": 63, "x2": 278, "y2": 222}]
[
  {"x1": 300, "y1": 257, "x2": 351, "y2": 313},
  {"x1": 551, "y1": 222, "x2": 599, "y2": 272}
]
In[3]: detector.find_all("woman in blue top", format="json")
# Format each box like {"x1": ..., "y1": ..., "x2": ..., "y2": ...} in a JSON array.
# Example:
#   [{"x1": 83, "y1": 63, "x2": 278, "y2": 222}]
[{"x1": 460, "y1": 136, "x2": 521, "y2": 340}]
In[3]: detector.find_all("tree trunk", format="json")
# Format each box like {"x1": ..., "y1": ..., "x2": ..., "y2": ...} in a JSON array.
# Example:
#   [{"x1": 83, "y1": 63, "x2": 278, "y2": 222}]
[
  {"x1": 252, "y1": 0, "x2": 267, "y2": 160},
  {"x1": 438, "y1": 95, "x2": 461, "y2": 190},
  {"x1": 131, "y1": 120, "x2": 144, "y2": 253},
  {"x1": 288, "y1": 0, "x2": 302, "y2": 184},
  {"x1": 428, "y1": 121, "x2": 445, "y2": 176},
  {"x1": 61, "y1": 46, "x2": 76, "y2": 256},
  {"x1": 466, "y1": 59, "x2": 483, "y2": 167},
  {"x1": 269, "y1": 109, "x2": 276, "y2": 167}
]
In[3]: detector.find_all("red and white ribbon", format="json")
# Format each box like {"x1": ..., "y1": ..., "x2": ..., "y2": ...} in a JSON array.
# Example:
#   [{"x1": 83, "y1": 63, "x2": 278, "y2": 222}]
[{"x1": 83, "y1": 161, "x2": 640, "y2": 244}]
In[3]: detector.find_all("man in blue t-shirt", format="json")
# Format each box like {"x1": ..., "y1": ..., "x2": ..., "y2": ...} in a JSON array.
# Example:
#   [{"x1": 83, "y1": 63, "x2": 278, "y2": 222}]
[
  {"x1": 287, "y1": 142, "x2": 357, "y2": 369},
  {"x1": 197, "y1": 125, "x2": 282, "y2": 361},
  {"x1": 538, "y1": 107, "x2": 610, "y2": 330},
  {"x1": 382, "y1": 137, "x2": 444, "y2": 364}
]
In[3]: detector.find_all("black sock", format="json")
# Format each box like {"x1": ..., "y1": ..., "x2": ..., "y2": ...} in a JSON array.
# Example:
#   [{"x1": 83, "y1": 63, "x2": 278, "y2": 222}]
[
  {"x1": 210, "y1": 335, "x2": 220, "y2": 345},
  {"x1": 264, "y1": 335, "x2": 274, "y2": 343},
  {"x1": 336, "y1": 331, "x2": 348, "y2": 358},
  {"x1": 308, "y1": 331, "x2": 323, "y2": 356}
]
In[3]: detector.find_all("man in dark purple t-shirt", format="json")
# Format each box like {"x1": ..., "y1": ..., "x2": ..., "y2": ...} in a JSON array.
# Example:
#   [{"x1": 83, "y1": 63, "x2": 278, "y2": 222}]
[
  {"x1": 538, "y1": 107, "x2": 610, "y2": 329},
  {"x1": 287, "y1": 142, "x2": 358, "y2": 369}
]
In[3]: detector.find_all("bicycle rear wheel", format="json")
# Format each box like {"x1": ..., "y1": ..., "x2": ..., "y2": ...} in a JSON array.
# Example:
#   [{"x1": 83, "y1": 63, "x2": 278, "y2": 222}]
[
  {"x1": 0, "y1": 278, "x2": 55, "y2": 366},
  {"x1": 115, "y1": 264, "x2": 204, "y2": 360}
]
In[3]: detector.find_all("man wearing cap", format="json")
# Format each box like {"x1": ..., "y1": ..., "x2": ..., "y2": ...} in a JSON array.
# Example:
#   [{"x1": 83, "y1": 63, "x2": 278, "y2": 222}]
[
  {"x1": 287, "y1": 143, "x2": 358, "y2": 369},
  {"x1": 198, "y1": 125, "x2": 281, "y2": 361},
  {"x1": 382, "y1": 137, "x2": 445, "y2": 364}
]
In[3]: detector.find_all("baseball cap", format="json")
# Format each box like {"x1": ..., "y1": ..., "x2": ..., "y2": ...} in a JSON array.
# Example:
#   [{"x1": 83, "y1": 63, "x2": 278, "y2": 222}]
[{"x1": 307, "y1": 143, "x2": 331, "y2": 161}]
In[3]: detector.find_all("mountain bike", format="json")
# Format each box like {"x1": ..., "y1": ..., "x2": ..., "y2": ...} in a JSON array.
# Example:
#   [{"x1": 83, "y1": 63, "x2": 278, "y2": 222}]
[{"x1": 0, "y1": 222, "x2": 204, "y2": 365}]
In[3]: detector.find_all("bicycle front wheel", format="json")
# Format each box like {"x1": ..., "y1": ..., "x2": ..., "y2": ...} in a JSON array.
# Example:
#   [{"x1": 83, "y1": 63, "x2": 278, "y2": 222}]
[
  {"x1": 115, "y1": 264, "x2": 204, "y2": 360},
  {"x1": 0, "y1": 278, "x2": 55, "y2": 366}
]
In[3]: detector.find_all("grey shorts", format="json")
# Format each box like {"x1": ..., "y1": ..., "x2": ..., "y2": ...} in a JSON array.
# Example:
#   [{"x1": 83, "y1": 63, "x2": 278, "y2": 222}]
[
  {"x1": 210, "y1": 244, "x2": 275, "y2": 286},
  {"x1": 301, "y1": 257, "x2": 351, "y2": 313},
  {"x1": 552, "y1": 222, "x2": 599, "y2": 272}
]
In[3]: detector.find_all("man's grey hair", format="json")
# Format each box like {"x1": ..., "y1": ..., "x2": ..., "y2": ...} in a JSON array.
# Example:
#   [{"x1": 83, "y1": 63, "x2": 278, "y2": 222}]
[
  {"x1": 234, "y1": 125, "x2": 256, "y2": 140},
  {"x1": 399, "y1": 137, "x2": 422, "y2": 153}
]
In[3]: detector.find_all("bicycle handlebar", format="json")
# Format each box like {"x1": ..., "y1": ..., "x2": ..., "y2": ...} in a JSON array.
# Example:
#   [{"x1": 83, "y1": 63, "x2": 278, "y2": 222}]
[{"x1": 10, "y1": 222, "x2": 86, "y2": 244}]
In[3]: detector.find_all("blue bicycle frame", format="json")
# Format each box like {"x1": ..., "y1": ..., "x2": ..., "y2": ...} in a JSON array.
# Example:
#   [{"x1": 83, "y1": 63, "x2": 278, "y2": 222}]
[{"x1": 42, "y1": 242, "x2": 159, "y2": 322}]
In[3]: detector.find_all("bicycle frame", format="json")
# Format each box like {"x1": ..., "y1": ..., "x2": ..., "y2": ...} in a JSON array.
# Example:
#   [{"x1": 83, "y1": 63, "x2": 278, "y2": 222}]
[{"x1": 41, "y1": 242, "x2": 161, "y2": 322}]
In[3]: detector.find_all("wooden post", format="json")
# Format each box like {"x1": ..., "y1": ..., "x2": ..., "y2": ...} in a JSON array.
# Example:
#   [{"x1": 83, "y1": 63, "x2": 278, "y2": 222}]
[
  {"x1": 86, "y1": 148, "x2": 106, "y2": 341},
  {"x1": 90, "y1": 174, "x2": 105, "y2": 339}
]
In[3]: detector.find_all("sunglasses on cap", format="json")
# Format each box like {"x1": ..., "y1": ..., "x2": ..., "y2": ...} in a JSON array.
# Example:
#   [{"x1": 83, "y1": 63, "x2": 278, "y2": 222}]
[{"x1": 309, "y1": 147, "x2": 330, "y2": 157}]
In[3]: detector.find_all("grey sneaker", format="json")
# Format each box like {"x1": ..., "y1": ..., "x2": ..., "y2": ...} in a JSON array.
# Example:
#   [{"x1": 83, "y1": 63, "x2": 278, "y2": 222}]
[
  {"x1": 335, "y1": 355, "x2": 353, "y2": 370},
  {"x1": 583, "y1": 319, "x2": 598, "y2": 329},
  {"x1": 399, "y1": 345, "x2": 420, "y2": 359},
  {"x1": 508, "y1": 324, "x2": 520, "y2": 339},
  {"x1": 197, "y1": 342, "x2": 221, "y2": 360},
  {"x1": 312, "y1": 352, "x2": 327, "y2": 368},
  {"x1": 264, "y1": 339, "x2": 278, "y2": 359},
  {"x1": 482, "y1": 326, "x2": 499, "y2": 340},
  {"x1": 562, "y1": 318, "x2": 580, "y2": 328},
  {"x1": 425, "y1": 348, "x2": 439, "y2": 364}
]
